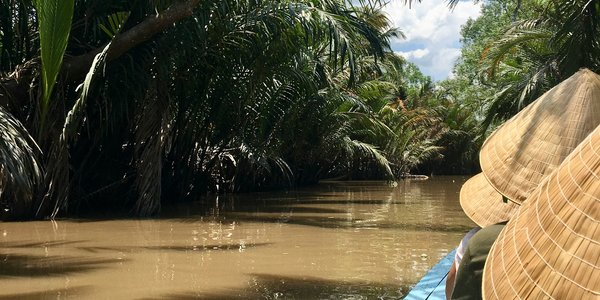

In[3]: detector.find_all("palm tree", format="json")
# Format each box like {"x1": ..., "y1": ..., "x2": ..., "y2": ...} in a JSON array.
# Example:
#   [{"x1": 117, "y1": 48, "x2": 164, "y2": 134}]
[
  {"x1": 481, "y1": 0, "x2": 600, "y2": 125},
  {"x1": 0, "y1": 0, "x2": 403, "y2": 219}
]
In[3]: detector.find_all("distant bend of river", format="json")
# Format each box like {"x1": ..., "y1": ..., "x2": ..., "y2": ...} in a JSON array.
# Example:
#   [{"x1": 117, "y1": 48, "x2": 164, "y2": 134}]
[{"x1": 0, "y1": 176, "x2": 475, "y2": 299}]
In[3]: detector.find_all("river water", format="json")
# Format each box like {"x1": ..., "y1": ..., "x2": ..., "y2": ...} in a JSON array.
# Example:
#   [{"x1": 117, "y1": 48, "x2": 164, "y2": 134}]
[{"x1": 0, "y1": 176, "x2": 475, "y2": 299}]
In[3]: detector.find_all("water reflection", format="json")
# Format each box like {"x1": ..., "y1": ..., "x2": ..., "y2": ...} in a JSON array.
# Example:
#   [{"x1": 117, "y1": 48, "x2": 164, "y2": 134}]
[
  {"x1": 148, "y1": 273, "x2": 409, "y2": 299},
  {"x1": 0, "y1": 177, "x2": 474, "y2": 299}
]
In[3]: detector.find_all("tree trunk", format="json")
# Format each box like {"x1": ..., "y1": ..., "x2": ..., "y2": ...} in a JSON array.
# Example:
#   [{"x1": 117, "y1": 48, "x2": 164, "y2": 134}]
[{"x1": 0, "y1": 0, "x2": 201, "y2": 113}]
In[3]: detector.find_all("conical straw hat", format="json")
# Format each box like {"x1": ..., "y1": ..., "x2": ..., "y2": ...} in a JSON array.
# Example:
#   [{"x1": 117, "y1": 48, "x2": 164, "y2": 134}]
[
  {"x1": 459, "y1": 173, "x2": 520, "y2": 228},
  {"x1": 480, "y1": 68, "x2": 600, "y2": 204},
  {"x1": 459, "y1": 122, "x2": 518, "y2": 226},
  {"x1": 482, "y1": 124, "x2": 600, "y2": 299}
]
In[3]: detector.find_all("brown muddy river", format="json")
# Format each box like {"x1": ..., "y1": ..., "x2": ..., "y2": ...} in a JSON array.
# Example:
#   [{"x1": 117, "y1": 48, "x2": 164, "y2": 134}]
[{"x1": 0, "y1": 177, "x2": 475, "y2": 299}]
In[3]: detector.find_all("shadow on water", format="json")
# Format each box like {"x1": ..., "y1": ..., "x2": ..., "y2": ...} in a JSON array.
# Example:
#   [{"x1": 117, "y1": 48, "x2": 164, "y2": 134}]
[
  {"x1": 0, "y1": 253, "x2": 126, "y2": 278},
  {"x1": 76, "y1": 246, "x2": 131, "y2": 253},
  {"x1": 66, "y1": 203, "x2": 346, "y2": 223},
  {"x1": 0, "y1": 286, "x2": 92, "y2": 300},
  {"x1": 79, "y1": 242, "x2": 273, "y2": 253},
  {"x1": 0, "y1": 240, "x2": 88, "y2": 249},
  {"x1": 161, "y1": 201, "x2": 348, "y2": 220},
  {"x1": 141, "y1": 242, "x2": 273, "y2": 252},
  {"x1": 144, "y1": 273, "x2": 410, "y2": 300},
  {"x1": 181, "y1": 213, "x2": 474, "y2": 233},
  {"x1": 224, "y1": 205, "x2": 346, "y2": 214},
  {"x1": 166, "y1": 196, "x2": 469, "y2": 232},
  {"x1": 288, "y1": 199, "x2": 408, "y2": 205},
  {"x1": 50, "y1": 242, "x2": 271, "y2": 254},
  {"x1": 0, "y1": 238, "x2": 272, "y2": 255},
  {"x1": 219, "y1": 195, "x2": 413, "y2": 208},
  {"x1": 0, "y1": 239, "x2": 128, "y2": 255},
  {"x1": 219, "y1": 193, "x2": 409, "y2": 204}
]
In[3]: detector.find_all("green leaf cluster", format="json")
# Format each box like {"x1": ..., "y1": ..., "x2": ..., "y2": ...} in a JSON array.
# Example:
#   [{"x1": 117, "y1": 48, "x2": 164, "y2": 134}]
[{"x1": 34, "y1": 0, "x2": 74, "y2": 123}]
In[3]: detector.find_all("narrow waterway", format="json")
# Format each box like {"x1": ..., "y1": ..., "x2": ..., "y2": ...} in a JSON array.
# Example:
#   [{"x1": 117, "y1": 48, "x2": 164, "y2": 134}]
[{"x1": 0, "y1": 176, "x2": 475, "y2": 299}]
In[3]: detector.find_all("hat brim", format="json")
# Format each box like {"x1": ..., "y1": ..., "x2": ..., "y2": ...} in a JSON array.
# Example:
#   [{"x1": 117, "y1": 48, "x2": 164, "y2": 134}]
[{"x1": 459, "y1": 173, "x2": 520, "y2": 228}]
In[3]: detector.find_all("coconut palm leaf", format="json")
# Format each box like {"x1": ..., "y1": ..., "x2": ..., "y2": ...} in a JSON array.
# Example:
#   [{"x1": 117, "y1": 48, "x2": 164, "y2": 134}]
[
  {"x1": 133, "y1": 74, "x2": 169, "y2": 217},
  {"x1": 2, "y1": 0, "x2": 418, "y2": 217},
  {"x1": 34, "y1": 0, "x2": 74, "y2": 122},
  {"x1": 346, "y1": 137, "x2": 393, "y2": 177},
  {"x1": 481, "y1": 0, "x2": 600, "y2": 125},
  {"x1": 483, "y1": 20, "x2": 551, "y2": 78},
  {"x1": 0, "y1": 106, "x2": 43, "y2": 220},
  {"x1": 46, "y1": 36, "x2": 117, "y2": 218},
  {"x1": 98, "y1": 11, "x2": 130, "y2": 38},
  {"x1": 549, "y1": 0, "x2": 600, "y2": 74}
]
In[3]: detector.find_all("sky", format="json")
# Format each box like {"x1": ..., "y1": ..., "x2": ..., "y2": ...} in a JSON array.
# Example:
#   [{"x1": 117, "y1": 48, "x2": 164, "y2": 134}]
[{"x1": 383, "y1": 1, "x2": 483, "y2": 81}]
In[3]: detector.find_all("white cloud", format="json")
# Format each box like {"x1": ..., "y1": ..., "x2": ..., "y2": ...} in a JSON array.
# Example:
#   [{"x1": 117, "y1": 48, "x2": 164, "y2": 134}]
[
  {"x1": 383, "y1": 1, "x2": 482, "y2": 81},
  {"x1": 397, "y1": 48, "x2": 430, "y2": 59}
]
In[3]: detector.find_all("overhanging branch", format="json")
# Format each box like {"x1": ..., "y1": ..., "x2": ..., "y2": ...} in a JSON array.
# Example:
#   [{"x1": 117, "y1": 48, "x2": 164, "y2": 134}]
[{"x1": 0, "y1": 0, "x2": 201, "y2": 110}]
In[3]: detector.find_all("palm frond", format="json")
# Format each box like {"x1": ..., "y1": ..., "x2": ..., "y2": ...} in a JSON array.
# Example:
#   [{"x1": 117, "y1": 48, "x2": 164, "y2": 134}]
[
  {"x1": 550, "y1": 0, "x2": 600, "y2": 74},
  {"x1": 0, "y1": 106, "x2": 43, "y2": 220},
  {"x1": 98, "y1": 11, "x2": 130, "y2": 38},
  {"x1": 344, "y1": 136, "x2": 393, "y2": 179},
  {"x1": 34, "y1": 0, "x2": 74, "y2": 122},
  {"x1": 133, "y1": 75, "x2": 170, "y2": 217},
  {"x1": 46, "y1": 40, "x2": 114, "y2": 218},
  {"x1": 483, "y1": 20, "x2": 550, "y2": 78}
]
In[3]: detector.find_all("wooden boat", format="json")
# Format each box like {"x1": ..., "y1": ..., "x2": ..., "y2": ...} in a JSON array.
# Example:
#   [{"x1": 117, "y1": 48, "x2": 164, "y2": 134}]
[{"x1": 404, "y1": 249, "x2": 456, "y2": 300}]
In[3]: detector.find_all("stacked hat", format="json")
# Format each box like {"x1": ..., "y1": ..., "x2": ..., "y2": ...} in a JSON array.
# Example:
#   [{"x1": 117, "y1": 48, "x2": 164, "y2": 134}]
[
  {"x1": 459, "y1": 69, "x2": 600, "y2": 227},
  {"x1": 482, "y1": 121, "x2": 600, "y2": 299},
  {"x1": 459, "y1": 173, "x2": 519, "y2": 227}
]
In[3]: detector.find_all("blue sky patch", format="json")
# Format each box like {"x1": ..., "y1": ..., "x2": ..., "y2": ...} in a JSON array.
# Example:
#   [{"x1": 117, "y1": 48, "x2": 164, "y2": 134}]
[{"x1": 383, "y1": 1, "x2": 482, "y2": 81}]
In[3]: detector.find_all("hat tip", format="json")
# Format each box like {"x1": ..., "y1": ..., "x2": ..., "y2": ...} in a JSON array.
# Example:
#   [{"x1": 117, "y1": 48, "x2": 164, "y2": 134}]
[{"x1": 577, "y1": 68, "x2": 597, "y2": 77}]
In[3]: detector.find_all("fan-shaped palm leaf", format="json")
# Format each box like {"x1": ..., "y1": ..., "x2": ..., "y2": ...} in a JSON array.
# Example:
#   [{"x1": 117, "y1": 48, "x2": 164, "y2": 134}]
[{"x1": 0, "y1": 106, "x2": 43, "y2": 220}]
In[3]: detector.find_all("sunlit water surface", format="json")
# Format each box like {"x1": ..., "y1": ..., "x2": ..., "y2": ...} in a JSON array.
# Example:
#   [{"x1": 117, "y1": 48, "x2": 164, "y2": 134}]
[{"x1": 0, "y1": 177, "x2": 475, "y2": 299}]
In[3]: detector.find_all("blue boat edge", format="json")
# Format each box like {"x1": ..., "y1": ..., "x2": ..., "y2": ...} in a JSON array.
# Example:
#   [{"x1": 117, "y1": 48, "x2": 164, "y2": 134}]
[{"x1": 404, "y1": 249, "x2": 457, "y2": 300}]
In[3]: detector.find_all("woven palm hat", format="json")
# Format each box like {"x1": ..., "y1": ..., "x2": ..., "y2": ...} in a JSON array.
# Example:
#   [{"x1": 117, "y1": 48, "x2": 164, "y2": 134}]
[
  {"x1": 482, "y1": 123, "x2": 600, "y2": 299},
  {"x1": 480, "y1": 68, "x2": 600, "y2": 204},
  {"x1": 459, "y1": 173, "x2": 520, "y2": 227}
]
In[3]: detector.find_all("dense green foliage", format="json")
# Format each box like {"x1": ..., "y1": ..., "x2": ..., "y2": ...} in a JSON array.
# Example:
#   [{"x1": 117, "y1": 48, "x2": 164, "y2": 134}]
[
  {"x1": 0, "y1": 0, "x2": 445, "y2": 219},
  {"x1": 0, "y1": 0, "x2": 598, "y2": 219},
  {"x1": 421, "y1": 0, "x2": 600, "y2": 172},
  {"x1": 451, "y1": 0, "x2": 600, "y2": 127}
]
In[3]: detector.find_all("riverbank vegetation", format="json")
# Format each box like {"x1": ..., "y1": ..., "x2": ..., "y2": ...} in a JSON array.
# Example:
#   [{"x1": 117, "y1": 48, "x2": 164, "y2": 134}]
[{"x1": 0, "y1": 0, "x2": 598, "y2": 219}]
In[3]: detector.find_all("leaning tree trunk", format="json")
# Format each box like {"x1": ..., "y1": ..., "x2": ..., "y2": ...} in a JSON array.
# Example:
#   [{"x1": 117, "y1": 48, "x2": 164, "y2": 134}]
[{"x1": 0, "y1": 0, "x2": 201, "y2": 114}]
